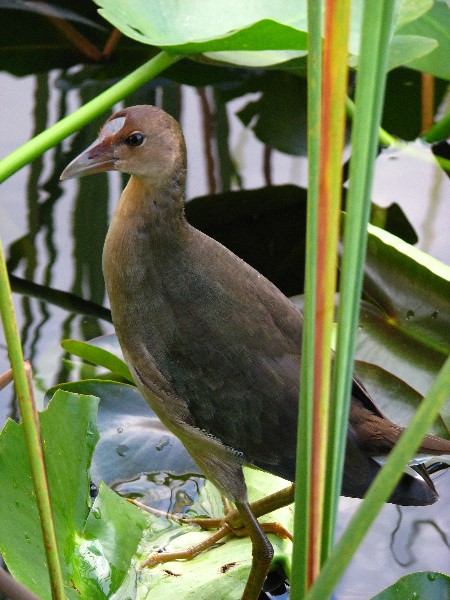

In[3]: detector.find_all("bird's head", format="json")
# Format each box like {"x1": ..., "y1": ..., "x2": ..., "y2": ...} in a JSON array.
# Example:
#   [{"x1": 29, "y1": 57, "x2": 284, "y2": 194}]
[{"x1": 60, "y1": 105, "x2": 185, "y2": 184}]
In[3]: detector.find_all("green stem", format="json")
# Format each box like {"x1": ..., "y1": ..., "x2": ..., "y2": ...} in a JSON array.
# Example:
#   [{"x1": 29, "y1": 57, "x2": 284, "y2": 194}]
[
  {"x1": 345, "y1": 96, "x2": 396, "y2": 147},
  {"x1": 290, "y1": 0, "x2": 321, "y2": 596},
  {"x1": 347, "y1": 97, "x2": 450, "y2": 171},
  {"x1": 0, "y1": 51, "x2": 180, "y2": 184},
  {"x1": 422, "y1": 109, "x2": 450, "y2": 144},
  {"x1": 306, "y1": 354, "x2": 450, "y2": 600},
  {"x1": 312, "y1": 0, "x2": 351, "y2": 577},
  {"x1": 0, "y1": 240, "x2": 66, "y2": 599},
  {"x1": 324, "y1": 0, "x2": 398, "y2": 558}
]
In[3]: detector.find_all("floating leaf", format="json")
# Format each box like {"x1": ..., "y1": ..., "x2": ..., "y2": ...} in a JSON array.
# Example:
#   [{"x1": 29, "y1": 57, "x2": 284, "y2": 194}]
[
  {"x1": 397, "y1": 0, "x2": 450, "y2": 80},
  {"x1": 356, "y1": 225, "x2": 450, "y2": 396},
  {"x1": 372, "y1": 571, "x2": 450, "y2": 599},
  {"x1": 45, "y1": 379, "x2": 199, "y2": 490}
]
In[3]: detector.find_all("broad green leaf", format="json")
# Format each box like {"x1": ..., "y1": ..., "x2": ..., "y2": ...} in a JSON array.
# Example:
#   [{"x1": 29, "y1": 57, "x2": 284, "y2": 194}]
[
  {"x1": 72, "y1": 483, "x2": 146, "y2": 598},
  {"x1": 396, "y1": 0, "x2": 450, "y2": 79},
  {"x1": 397, "y1": 0, "x2": 433, "y2": 28},
  {"x1": 62, "y1": 336, "x2": 134, "y2": 383},
  {"x1": 94, "y1": 0, "x2": 308, "y2": 67},
  {"x1": 133, "y1": 468, "x2": 293, "y2": 600},
  {"x1": 45, "y1": 380, "x2": 199, "y2": 490},
  {"x1": 94, "y1": 0, "x2": 433, "y2": 69},
  {"x1": 0, "y1": 391, "x2": 99, "y2": 598},
  {"x1": 356, "y1": 225, "x2": 450, "y2": 396},
  {"x1": 372, "y1": 571, "x2": 450, "y2": 599},
  {"x1": 387, "y1": 35, "x2": 437, "y2": 71},
  {"x1": 0, "y1": 390, "x2": 147, "y2": 598}
]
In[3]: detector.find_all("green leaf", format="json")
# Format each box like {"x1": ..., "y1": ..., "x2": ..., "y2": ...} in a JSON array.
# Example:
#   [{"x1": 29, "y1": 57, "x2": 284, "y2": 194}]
[
  {"x1": 356, "y1": 225, "x2": 450, "y2": 396},
  {"x1": 62, "y1": 335, "x2": 134, "y2": 383},
  {"x1": 396, "y1": 0, "x2": 450, "y2": 79},
  {"x1": 94, "y1": 0, "x2": 308, "y2": 67},
  {"x1": 72, "y1": 483, "x2": 146, "y2": 598},
  {"x1": 397, "y1": 0, "x2": 433, "y2": 28},
  {"x1": 372, "y1": 571, "x2": 450, "y2": 599},
  {"x1": 45, "y1": 380, "x2": 199, "y2": 489},
  {"x1": 387, "y1": 35, "x2": 437, "y2": 71},
  {"x1": 134, "y1": 468, "x2": 293, "y2": 599},
  {"x1": 0, "y1": 391, "x2": 99, "y2": 598},
  {"x1": 0, "y1": 389, "x2": 147, "y2": 598}
]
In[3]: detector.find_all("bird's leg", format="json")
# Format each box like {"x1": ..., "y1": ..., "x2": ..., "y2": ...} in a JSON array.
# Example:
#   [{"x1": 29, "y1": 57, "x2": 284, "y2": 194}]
[
  {"x1": 138, "y1": 483, "x2": 295, "y2": 588},
  {"x1": 235, "y1": 501, "x2": 274, "y2": 600},
  {"x1": 225, "y1": 484, "x2": 295, "y2": 530}
]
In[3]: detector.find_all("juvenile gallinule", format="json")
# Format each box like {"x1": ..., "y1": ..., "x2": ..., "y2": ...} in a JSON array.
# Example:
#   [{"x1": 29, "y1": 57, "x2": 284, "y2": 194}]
[{"x1": 61, "y1": 105, "x2": 450, "y2": 599}]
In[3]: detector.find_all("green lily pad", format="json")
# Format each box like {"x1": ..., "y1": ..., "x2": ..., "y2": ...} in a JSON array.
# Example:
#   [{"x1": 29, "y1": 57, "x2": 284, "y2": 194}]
[
  {"x1": 45, "y1": 379, "x2": 199, "y2": 490},
  {"x1": 94, "y1": 0, "x2": 437, "y2": 69},
  {"x1": 372, "y1": 571, "x2": 450, "y2": 599},
  {"x1": 132, "y1": 468, "x2": 293, "y2": 600},
  {"x1": 0, "y1": 390, "x2": 146, "y2": 599},
  {"x1": 94, "y1": 0, "x2": 308, "y2": 67},
  {"x1": 397, "y1": 0, "x2": 450, "y2": 80},
  {"x1": 356, "y1": 225, "x2": 450, "y2": 396}
]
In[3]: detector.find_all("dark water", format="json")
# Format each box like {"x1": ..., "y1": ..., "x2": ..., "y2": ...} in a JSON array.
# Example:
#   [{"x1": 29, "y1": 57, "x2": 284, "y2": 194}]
[{"x1": 1, "y1": 70, "x2": 449, "y2": 599}]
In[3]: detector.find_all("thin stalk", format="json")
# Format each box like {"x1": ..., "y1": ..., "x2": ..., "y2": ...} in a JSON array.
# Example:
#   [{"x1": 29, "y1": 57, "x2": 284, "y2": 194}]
[
  {"x1": 347, "y1": 97, "x2": 450, "y2": 170},
  {"x1": 306, "y1": 354, "x2": 450, "y2": 600},
  {"x1": 309, "y1": 0, "x2": 351, "y2": 580},
  {"x1": 0, "y1": 242, "x2": 66, "y2": 599},
  {"x1": 422, "y1": 109, "x2": 450, "y2": 143},
  {"x1": 0, "y1": 51, "x2": 180, "y2": 184},
  {"x1": 324, "y1": 0, "x2": 398, "y2": 559},
  {"x1": 345, "y1": 96, "x2": 396, "y2": 147},
  {"x1": 290, "y1": 0, "x2": 321, "y2": 596}
]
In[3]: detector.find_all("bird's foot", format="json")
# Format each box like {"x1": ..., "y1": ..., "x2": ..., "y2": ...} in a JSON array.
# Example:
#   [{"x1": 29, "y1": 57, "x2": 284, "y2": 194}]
[
  {"x1": 140, "y1": 524, "x2": 233, "y2": 568},
  {"x1": 132, "y1": 486, "x2": 294, "y2": 571}
]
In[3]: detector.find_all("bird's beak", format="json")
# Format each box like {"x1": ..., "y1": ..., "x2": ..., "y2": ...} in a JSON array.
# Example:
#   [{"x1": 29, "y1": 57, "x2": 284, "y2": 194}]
[{"x1": 60, "y1": 137, "x2": 116, "y2": 180}]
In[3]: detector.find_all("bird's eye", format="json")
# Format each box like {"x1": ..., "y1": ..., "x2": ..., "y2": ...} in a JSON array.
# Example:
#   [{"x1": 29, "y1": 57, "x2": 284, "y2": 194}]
[{"x1": 125, "y1": 133, "x2": 145, "y2": 147}]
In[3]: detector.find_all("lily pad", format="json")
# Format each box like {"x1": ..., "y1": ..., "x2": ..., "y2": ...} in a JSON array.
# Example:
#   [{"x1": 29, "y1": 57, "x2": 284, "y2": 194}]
[
  {"x1": 45, "y1": 379, "x2": 199, "y2": 491},
  {"x1": 397, "y1": 0, "x2": 450, "y2": 80},
  {"x1": 94, "y1": 0, "x2": 308, "y2": 67},
  {"x1": 132, "y1": 468, "x2": 293, "y2": 600},
  {"x1": 93, "y1": 0, "x2": 438, "y2": 69},
  {"x1": 372, "y1": 571, "x2": 450, "y2": 599},
  {"x1": 0, "y1": 390, "x2": 146, "y2": 599},
  {"x1": 356, "y1": 224, "x2": 450, "y2": 396}
]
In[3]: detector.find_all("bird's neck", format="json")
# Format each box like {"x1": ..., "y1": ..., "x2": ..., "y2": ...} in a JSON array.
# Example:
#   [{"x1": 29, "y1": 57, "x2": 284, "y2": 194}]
[
  {"x1": 115, "y1": 172, "x2": 187, "y2": 240},
  {"x1": 103, "y1": 168, "x2": 188, "y2": 293}
]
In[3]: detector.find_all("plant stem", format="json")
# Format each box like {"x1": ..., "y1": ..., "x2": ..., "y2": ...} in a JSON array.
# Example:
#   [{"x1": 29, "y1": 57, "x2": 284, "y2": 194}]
[
  {"x1": 324, "y1": 0, "x2": 398, "y2": 558},
  {"x1": 309, "y1": 0, "x2": 351, "y2": 580},
  {"x1": 290, "y1": 0, "x2": 321, "y2": 596},
  {"x1": 0, "y1": 51, "x2": 181, "y2": 184},
  {"x1": 422, "y1": 109, "x2": 450, "y2": 144},
  {"x1": 306, "y1": 353, "x2": 450, "y2": 600},
  {"x1": 0, "y1": 241, "x2": 66, "y2": 599}
]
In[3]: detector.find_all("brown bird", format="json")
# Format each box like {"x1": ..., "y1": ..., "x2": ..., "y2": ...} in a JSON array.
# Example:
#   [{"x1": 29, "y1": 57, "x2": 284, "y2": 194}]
[{"x1": 61, "y1": 105, "x2": 450, "y2": 599}]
